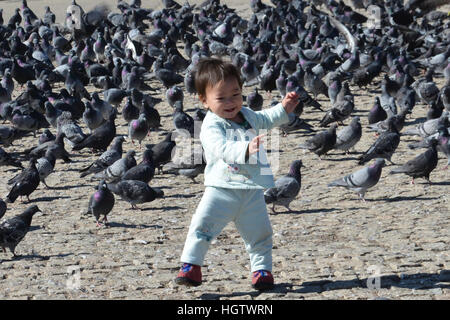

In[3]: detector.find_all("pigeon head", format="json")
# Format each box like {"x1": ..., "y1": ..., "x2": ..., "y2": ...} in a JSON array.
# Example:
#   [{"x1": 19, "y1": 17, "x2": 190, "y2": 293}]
[
  {"x1": 23, "y1": 205, "x2": 41, "y2": 217},
  {"x1": 372, "y1": 158, "x2": 386, "y2": 169}
]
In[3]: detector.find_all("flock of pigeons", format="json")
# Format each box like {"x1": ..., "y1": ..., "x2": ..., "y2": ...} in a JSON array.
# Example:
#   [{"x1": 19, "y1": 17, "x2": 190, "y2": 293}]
[{"x1": 0, "y1": 0, "x2": 449, "y2": 258}]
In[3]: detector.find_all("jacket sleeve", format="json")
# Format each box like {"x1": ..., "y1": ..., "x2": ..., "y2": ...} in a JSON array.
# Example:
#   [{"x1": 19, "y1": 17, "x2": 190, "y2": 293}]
[
  {"x1": 200, "y1": 122, "x2": 250, "y2": 165},
  {"x1": 251, "y1": 103, "x2": 290, "y2": 130}
]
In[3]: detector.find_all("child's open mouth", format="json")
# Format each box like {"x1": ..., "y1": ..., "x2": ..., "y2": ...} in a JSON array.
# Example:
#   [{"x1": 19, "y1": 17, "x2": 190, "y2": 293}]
[{"x1": 225, "y1": 107, "x2": 236, "y2": 113}]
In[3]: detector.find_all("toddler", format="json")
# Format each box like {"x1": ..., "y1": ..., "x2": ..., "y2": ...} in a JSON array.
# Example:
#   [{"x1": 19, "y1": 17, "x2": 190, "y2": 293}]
[{"x1": 175, "y1": 57, "x2": 299, "y2": 290}]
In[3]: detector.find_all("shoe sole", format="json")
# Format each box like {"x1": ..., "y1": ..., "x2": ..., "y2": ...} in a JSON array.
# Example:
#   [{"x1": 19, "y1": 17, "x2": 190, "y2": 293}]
[
  {"x1": 252, "y1": 282, "x2": 274, "y2": 291},
  {"x1": 175, "y1": 277, "x2": 202, "y2": 287}
]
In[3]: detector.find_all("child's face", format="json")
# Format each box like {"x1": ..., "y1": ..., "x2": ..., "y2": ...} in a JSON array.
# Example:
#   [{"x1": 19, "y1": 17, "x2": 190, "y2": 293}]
[{"x1": 199, "y1": 77, "x2": 243, "y2": 122}]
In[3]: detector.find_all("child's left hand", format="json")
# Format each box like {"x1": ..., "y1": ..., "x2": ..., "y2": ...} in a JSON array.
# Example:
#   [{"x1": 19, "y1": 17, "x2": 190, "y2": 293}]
[{"x1": 282, "y1": 91, "x2": 300, "y2": 114}]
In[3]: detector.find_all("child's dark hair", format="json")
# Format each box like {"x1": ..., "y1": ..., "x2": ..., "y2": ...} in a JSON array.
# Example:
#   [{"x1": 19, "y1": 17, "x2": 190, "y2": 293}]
[{"x1": 195, "y1": 57, "x2": 243, "y2": 97}]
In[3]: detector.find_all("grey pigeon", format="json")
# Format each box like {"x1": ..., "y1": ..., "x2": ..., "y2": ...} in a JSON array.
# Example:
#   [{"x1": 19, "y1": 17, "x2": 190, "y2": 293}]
[
  {"x1": 389, "y1": 139, "x2": 439, "y2": 184},
  {"x1": 107, "y1": 180, "x2": 164, "y2": 210},
  {"x1": 358, "y1": 118, "x2": 400, "y2": 165},
  {"x1": 367, "y1": 109, "x2": 409, "y2": 135},
  {"x1": 319, "y1": 95, "x2": 354, "y2": 127},
  {"x1": 94, "y1": 150, "x2": 137, "y2": 183},
  {"x1": 128, "y1": 113, "x2": 149, "y2": 147},
  {"x1": 91, "y1": 92, "x2": 114, "y2": 121},
  {"x1": 264, "y1": 160, "x2": 303, "y2": 213},
  {"x1": 86, "y1": 180, "x2": 115, "y2": 227},
  {"x1": 441, "y1": 86, "x2": 450, "y2": 112},
  {"x1": 298, "y1": 124, "x2": 337, "y2": 159},
  {"x1": 6, "y1": 158, "x2": 40, "y2": 203},
  {"x1": 0, "y1": 146, "x2": 23, "y2": 169},
  {"x1": 122, "y1": 97, "x2": 140, "y2": 124},
  {"x1": 79, "y1": 136, "x2": 125, "y2": 178},
  {"x1": 412, "y1": 69, "x2": 440, "y2": 106},
  {"x1": 0, "y1": 199, "x2": 6, "y2": 219},
  {"x1": 39, "y1": 129, "x2": 55, "y2": 145},
  {"x1": 0, "y1": 205, "x2": 41, "y2": 258},
  {"x1": 334, "y1": 116, "x2": 362, "y2": 154},
  {"x1": 304, "y1": 66, "x2": 329, "y2": 99},
  {"x1": 173, "y1": 102, "x2": 194, "y2": 137},
  {"x1": 328, "y1": 159, "x2": 386, "y2": 201},
  {"x1": 103, "y1": 88, "x2": 129, "y2": 109},
  {"x1": 57, "y1": 111, "x2": 87, "y2": 147},
  {"x1": 163, "y1": 149, "x2": 205, "y2": 183},
  {"x1": 82, "y1": 101, "x2": 104, "y2": 133},
  {"x1": 166, "y1": 85, "x2": 184, "y2": 108},
  {"x1": 0, "y1": 126, "x2": 28, "y2": 147},
  {"x1": 403, "y1": 111, "x2": 449, "y2": 137},
  {"x1": 36, "y1": 146, "x2": 57, "y2": 188}
]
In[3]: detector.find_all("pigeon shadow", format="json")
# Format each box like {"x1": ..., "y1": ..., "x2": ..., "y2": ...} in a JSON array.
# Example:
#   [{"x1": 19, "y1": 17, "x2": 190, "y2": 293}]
[
  {"x1": 269, "y1": 207, "x2": 341, "y2": 216},
  {"x1": 429, "y1": 180, "x2": 450, "y2": 186},
  {"x1": 367, "y1": 195, "x2": 439, "y2": 202},
  {"x1": 28, "y1": 196, "x2": 71, "y2": 203},
  {"x1": 325, "y1": 156, "x2": 359, "y2": 161},
  {"x1": 106, "y1": 222, "x2": 163, "y2": 229},
  {"x1": 140, "y1": 205, "x2": 184, "y2": 211},
  {"x1": 199, "y1": 271, "x2": 450, "y2": 299},
  {"x1": 165, "y1": 194, "x2": 197, "y2": 199},
  {"x1": 48, "y1": 184, "x2": 91, "y2": 190},
  {"x1": 1, "y1": 252, "x2": 74, "y2": 263}
]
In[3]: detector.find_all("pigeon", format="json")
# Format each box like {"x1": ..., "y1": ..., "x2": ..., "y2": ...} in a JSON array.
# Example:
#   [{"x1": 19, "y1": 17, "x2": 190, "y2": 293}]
[
  {"x1": 436, "y1": 126, "x2": 450, "y2": 169},
  {"x1": 82, "y1": 101, "x2": 104, "y2": 133},
  {"x1": 298, "y1": 124, "x2": 338, "y2": 159},
  {"x1": 264, "y1": 159, "x2": 303, "y2": 213},
  {"x1": 91, "y1": 92, "x2": 114, "y2": 121},
  {"x1": 94, "y1": 150, "x2": 137, "y2": 183},
  {"x1": 303, "y1": 65, "x2": 329, "y2": 99},
  {"x1": 56, "y1": 111, "x2": 87, "y2": 147},
  {"x1": 334, "y1": 116, "x2": 362, "y2": 154},
  {"x1": 25, "y1": 132, "x2": 71, "y2": 163},
  {"x1": 86, "y1": 180, "x2": 115, "y2": 227},
  {"x1": 163, "y1": 148, "x2": 205, "y2": 183},
  {"x1": 38, "y1": 129, "x2": 55, "y2": 146},
  {"x1": 319, "y1": 95, "x2": 354, "y2": 127},
  {"x1": 367, "y1": 109, "x2": 409, "y2": 135},
  {"x1": 247, "y1": 88, "x2": 264, "y2": 111},
  {"x1": 389, "y1": 139, "x2": 439, "y2": 184},
  {"x1": 0, "y1": 199, "x2": 6, "y2": 219},
  {"x1": 0, "y1": 126, "x2": 28, "y2": 147},
  {"x1": 412, "y1": 69, "x2": 440, "y2": 106},
  {"x1": 36, "y1": 146, "x2": 57, "y2": 189},
  {"x1": 72, "y1": 112, "x2": 116, "y2": 152},
  {"x1": 328, "y1": 158, "x2": 386, "y2": 201},
  {"x1": 173, "y1": 102, "x2": 195, "y2": 137},
  {"x1": 0, "y1": 205, "x2": 41, "y2": 258},
  {"x1": 403, "y1": 111, "x2": 449, "y2": 138},
  {"x1": 146, "y1": 131, "x2": 176, "y2": 174},
  {"x1": 279, "y1": 112, "x2": 315, "y2": 136},
  {"x1": 358, "y1": 118, "x2": 401, "y2": 165},
  {"x1": 103, "y1": 88, "x2": 129, "y2": 109},
  {"x1": 79, "y1": 136, "x2": 125, "y2": 178},
  {"x1": 155, "y1": 68, "x2": 184, "y2": 88},
  {"x1": 121, "y1": 149, "x2": 155, "y2": 184},
  {"x1": 106, "y1": 180, "x2": 164, "y2": 210},
  {"x1": 141, "y1": 100, "x2": 162, "y2": 131},
  {"x1": 122, "y1": 97, "x2": 140, "y2": 124},
  {"x1": 6, "y1": 158, "x2": 40, "y2": 203},
  {"x1": 0, "y1": 146, "x2": 23, "y2": 169},
  {"x1": 166, "y1": 85, "x2": 184, "y2": 108},
  {"x1": 128, "y1": 113, "x2": 149, "y2": 147}
]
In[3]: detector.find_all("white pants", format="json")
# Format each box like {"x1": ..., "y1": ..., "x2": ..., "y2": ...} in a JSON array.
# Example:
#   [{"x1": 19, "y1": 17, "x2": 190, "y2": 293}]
[{"x1": 180, "y1": 186, "x2": 273, "y2": 272}]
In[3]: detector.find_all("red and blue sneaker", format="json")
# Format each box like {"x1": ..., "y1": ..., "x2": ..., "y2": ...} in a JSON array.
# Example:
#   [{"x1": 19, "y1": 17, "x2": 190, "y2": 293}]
[
  {"x1": 175, "y1": 263, "x2": 202, "y2": 287},
  {"x1": 252, "y1": 270, "x2": 274, "y2": 290}
]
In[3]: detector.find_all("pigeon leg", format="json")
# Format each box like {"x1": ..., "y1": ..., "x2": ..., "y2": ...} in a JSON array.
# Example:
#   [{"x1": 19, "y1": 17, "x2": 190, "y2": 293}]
[
  {"x1": 43, "y1": 180, "x2": 52, "y2": 189},
  {"x1": 271, "y1": 203, "x2": 277, "y2": 214},
  {"x1": 131, "y1": 204, "x2": 140, "y2": 210},
  {"x1": 410, "y1": 178, "x2": 415, "y2": 185},
  {"x1": 443, "y1": 165, "x2": 448, "y2": 170}
]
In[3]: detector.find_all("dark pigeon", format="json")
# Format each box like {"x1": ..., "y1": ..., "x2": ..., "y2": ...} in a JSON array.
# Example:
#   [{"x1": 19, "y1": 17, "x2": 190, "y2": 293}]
[
  {"x1": 0, "y1": 205, "x2": 41, "y2": 258},
  {"x1": 389, "y1": 139, "x2": 439, "y2": 184},
  {"x1": 86, "y1": 180, "x2": 115, "y2": 227},
  {"x1": 107, "y1": 180, "x2": 164, "y2": 210},
  {"x1": 6, "y1": 158, "x2": 40, "y2": 203},
  {"x1": 298, "y1": 124, "x2": 337, "y2": 159},
  {"x1": 121, "y1": 149, "x2": 155, "y2": 184}
]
